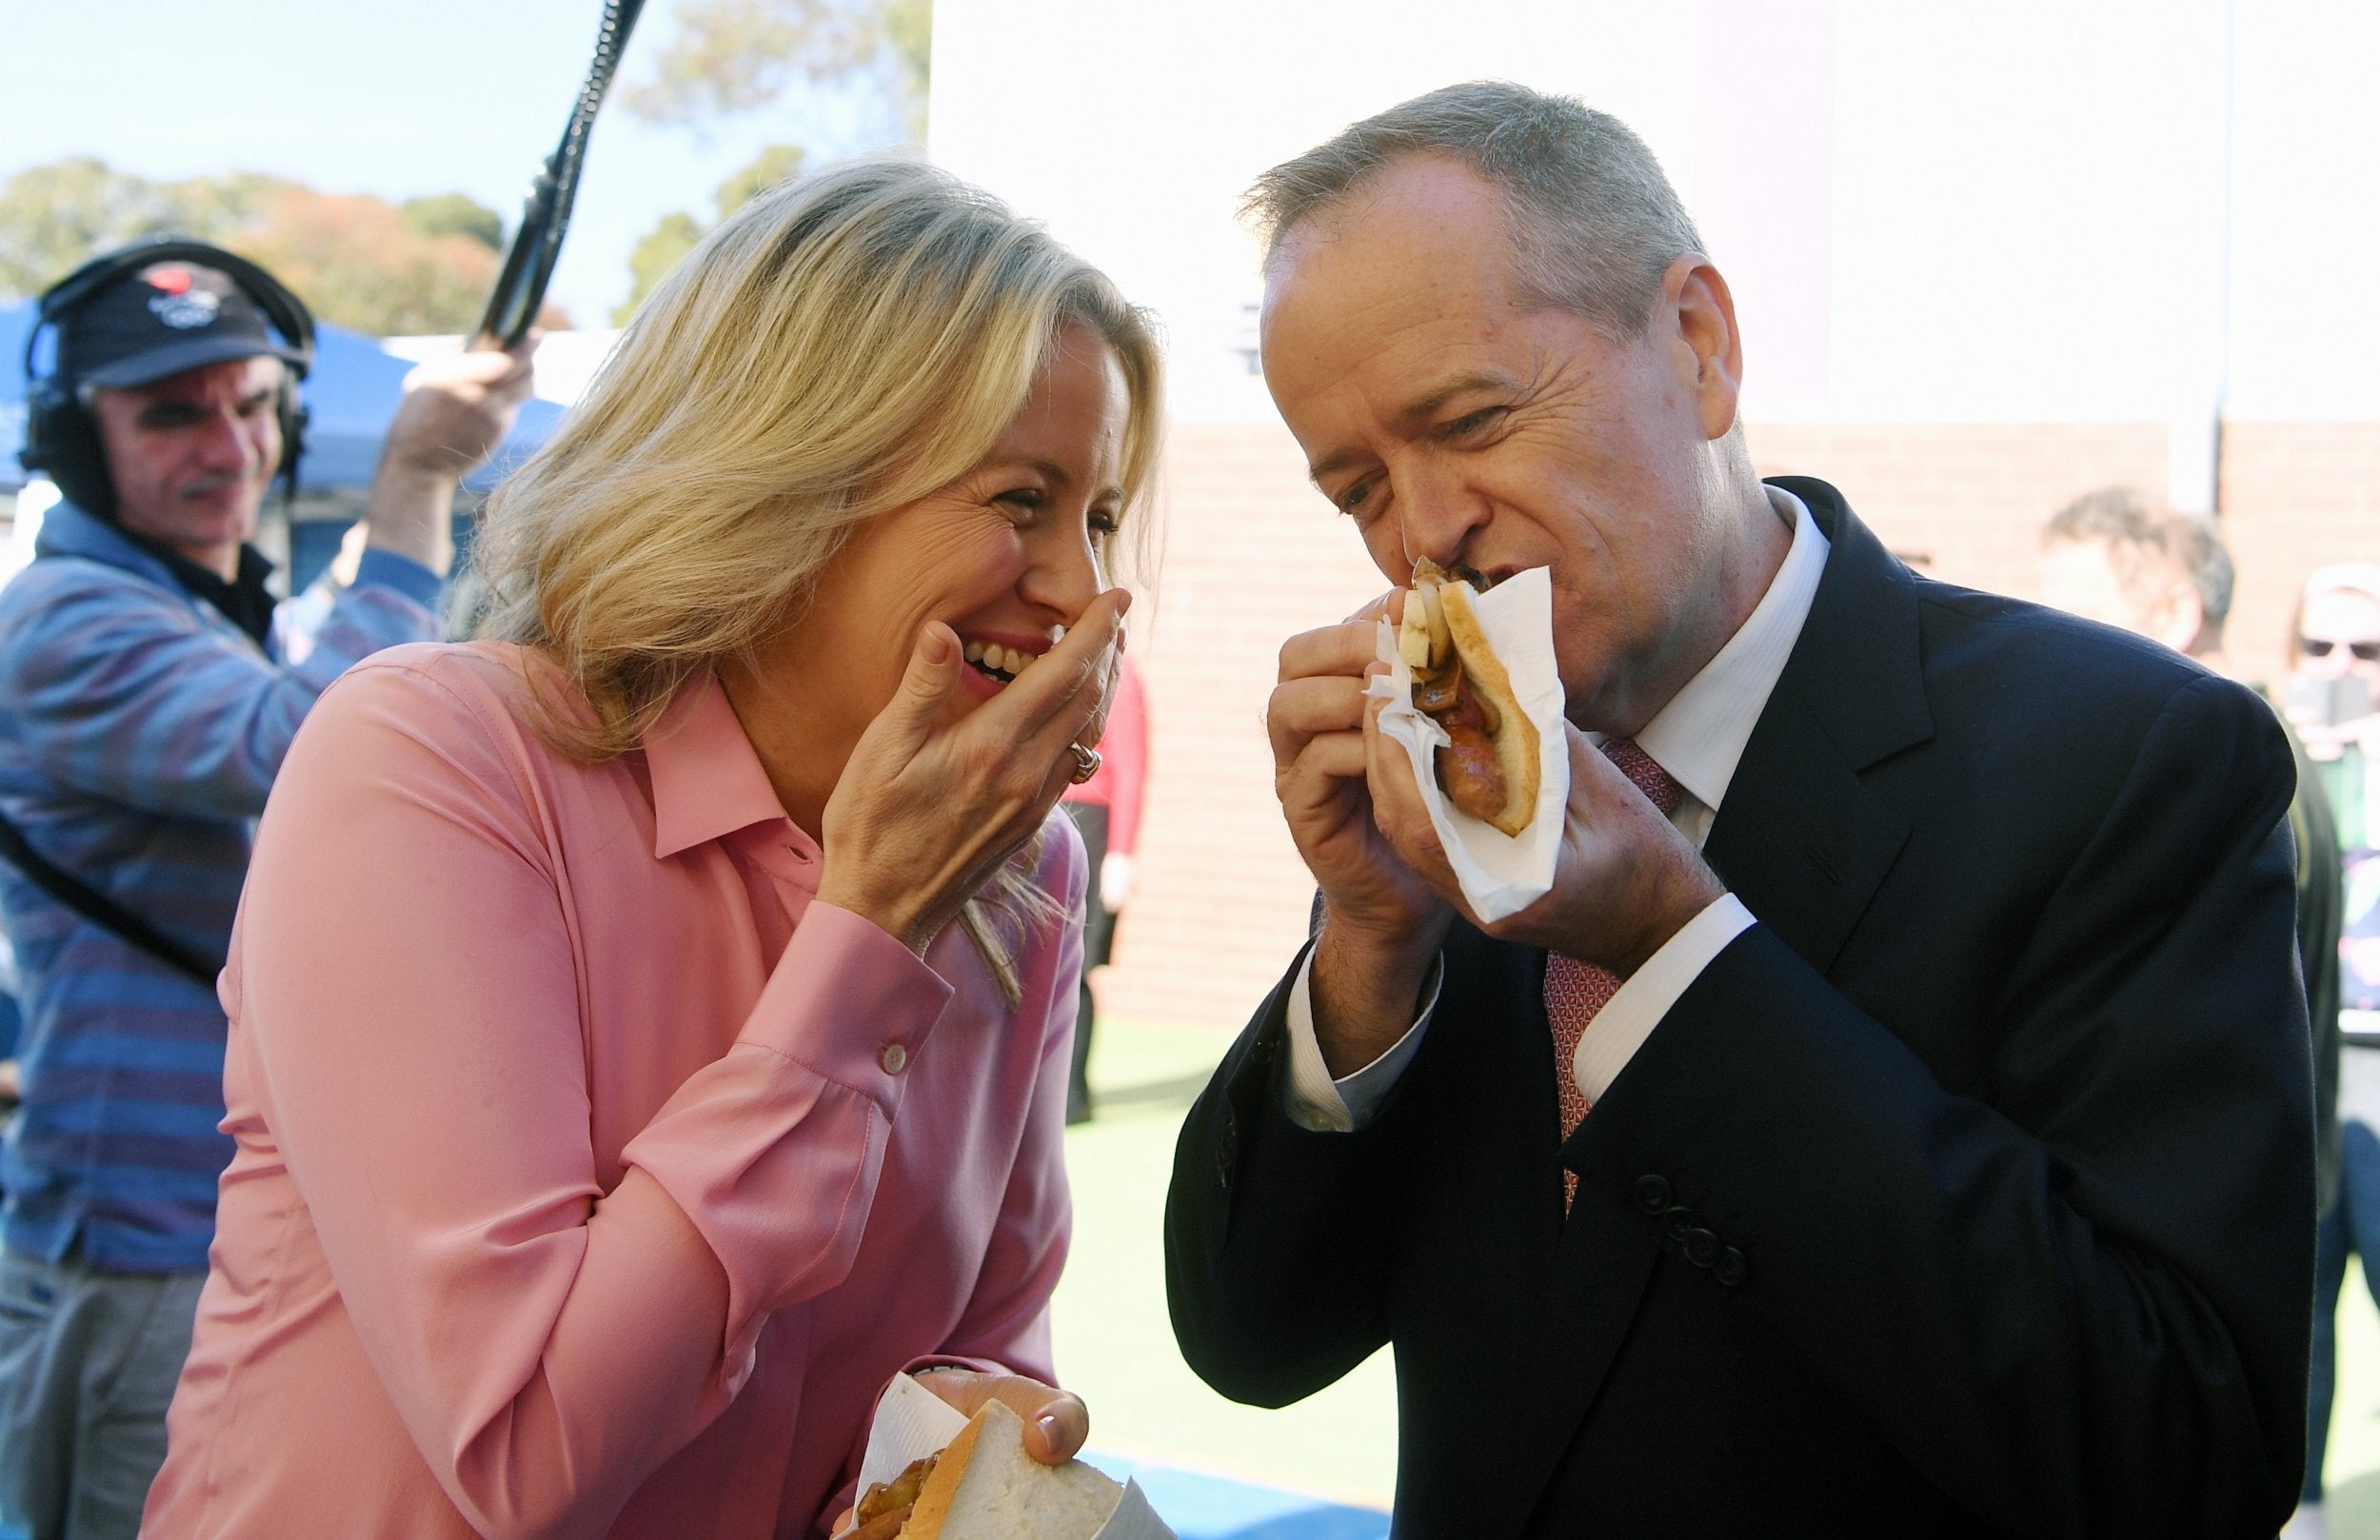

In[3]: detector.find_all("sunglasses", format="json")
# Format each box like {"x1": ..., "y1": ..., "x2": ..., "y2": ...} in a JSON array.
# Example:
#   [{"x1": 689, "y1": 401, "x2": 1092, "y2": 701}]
[{"x1": 2300, "y1": 638, "x2": 2380, "y2": 661}]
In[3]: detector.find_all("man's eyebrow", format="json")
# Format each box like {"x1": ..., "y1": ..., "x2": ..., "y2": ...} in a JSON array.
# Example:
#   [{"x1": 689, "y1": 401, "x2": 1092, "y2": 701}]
[
  {"x1": 134, "y1": 386, "x2": 277, "y2": 424},
  {"x1": 1304, "y1": 372, "x2": 1517, "y2": 487},
  {"x1": 1399, "y1": 371, "x2": 1514, "y2": 423},
  {"x1": 1306, "y1": 445, "x2": 1369, "y2": 487}
]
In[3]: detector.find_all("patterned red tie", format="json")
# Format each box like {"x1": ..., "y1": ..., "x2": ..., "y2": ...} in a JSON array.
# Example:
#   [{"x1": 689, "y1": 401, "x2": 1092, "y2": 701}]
[{"x1": 1545, "y1": 738, "x2": 1685, "y2": 1207}]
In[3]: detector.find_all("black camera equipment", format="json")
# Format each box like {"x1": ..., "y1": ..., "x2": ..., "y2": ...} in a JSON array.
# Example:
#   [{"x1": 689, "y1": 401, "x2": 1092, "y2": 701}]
[{"x1": 477, "y1": 0, "x2": 646, "y2": 349}]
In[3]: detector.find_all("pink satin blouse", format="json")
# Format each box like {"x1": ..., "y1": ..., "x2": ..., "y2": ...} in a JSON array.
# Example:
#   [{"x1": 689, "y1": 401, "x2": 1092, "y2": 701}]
[{"x1": 142, "y1": 642, "x2": 1083, "y2": 1539}]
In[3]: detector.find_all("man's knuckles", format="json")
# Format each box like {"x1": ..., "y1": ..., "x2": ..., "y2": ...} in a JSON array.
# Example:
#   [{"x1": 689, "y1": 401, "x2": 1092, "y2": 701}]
[
  {"x1": 1270, "y1": 675, "x2": 1368, "y2": 734},
  {"x1": 1279, "y1": 622, "x2": 1381, "y2": 683}
]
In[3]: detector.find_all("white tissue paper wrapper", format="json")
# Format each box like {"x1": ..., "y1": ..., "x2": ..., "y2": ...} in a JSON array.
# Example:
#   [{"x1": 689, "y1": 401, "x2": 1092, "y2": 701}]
[
  {"x1": 1363, "y1": 564, "x2": 1570, "y2": 923},
  {"x1": 845, "y1": 1372, "x2": 1174, "y2": 1539}
]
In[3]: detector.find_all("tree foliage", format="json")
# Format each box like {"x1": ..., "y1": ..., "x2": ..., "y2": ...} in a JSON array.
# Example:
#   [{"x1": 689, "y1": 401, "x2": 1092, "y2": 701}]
[
  {"x1": 625, "y1": 0, "x2": 929, "y2": 144},
  {"x1": 878, "y1": 0, "x2": 929, "y2": 118},
  {"x1": 0, "y1": 159, "x2": 546, "y2": 336},
  {"x1": 609, "y1": 0, "x2": 925, "y2": 322},
  {"x1": 611, "y1": 144, "x2": 808, "y2": 324},
  {"x1": 615, "y1": 212, "x2": 706, "y2": 326},
  {"x1": 0, "y1": 158, "x2": 251, "y2": 299},
  {"x1": 712, "y1": 144, "x2": 809, "y2": 221},
  {"x1": 402, "y1": 193, "x2": 505, "y2": 250}
]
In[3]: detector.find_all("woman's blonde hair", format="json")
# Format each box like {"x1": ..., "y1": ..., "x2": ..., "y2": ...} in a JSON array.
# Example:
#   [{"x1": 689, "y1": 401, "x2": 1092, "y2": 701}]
[{"x1": 472, "y1": 153, "x2": 1164, "y2": 998}]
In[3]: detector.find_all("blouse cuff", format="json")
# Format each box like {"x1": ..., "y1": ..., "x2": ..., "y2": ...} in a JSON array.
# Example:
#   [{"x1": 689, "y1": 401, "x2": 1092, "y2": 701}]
[{"x1": 741, "y1": 902, "x2": 958, "y2": 1113}]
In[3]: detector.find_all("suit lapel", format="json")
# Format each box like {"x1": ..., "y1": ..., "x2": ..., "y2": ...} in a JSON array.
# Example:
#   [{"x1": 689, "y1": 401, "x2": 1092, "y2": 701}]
[
  {"x1": 1484, "y1": 484, "x2": 1932, "y2": 1527},
  {"x1": 1704, "y1": 680, "x2": 1911, "y2": 973},
  {"x1": 1705, "y1": 481, "x2": 1929, "y2": 974},
  {"x1": 1447, "y1": 481, "x2": 1933, "y2": 1532}
]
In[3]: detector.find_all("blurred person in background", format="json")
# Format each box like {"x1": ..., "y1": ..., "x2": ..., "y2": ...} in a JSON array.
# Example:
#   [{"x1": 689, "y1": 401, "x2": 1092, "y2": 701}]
[
  {"x1": 2286, "y1": 562, "x2": 2380, "y2": 1536},
  {"x1": 1058, "y1": 653, "x2": 1147, "y2": 1122},
  {"x1": 2038, "y1": 490, "x2": 2341, "y2": 1206},
  {"x1": 2290, "y1": 564, "x2": 2380, "y2": 838},
  {"x1": 2037, "y1": 494, "x2": 2349, "y2": 1537},
  {"x1": 0, "y1": 242, "x2": 531, "y2": 1540},
  {"x1": 140, "y1": 157, "x2": 1161, "y2": 1539}
]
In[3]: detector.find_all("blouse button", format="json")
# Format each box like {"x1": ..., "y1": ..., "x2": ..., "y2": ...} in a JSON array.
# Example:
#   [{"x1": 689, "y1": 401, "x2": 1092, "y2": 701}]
[{"x1": 880, "y1": 1043, "x2": 908, "y2": 1075}]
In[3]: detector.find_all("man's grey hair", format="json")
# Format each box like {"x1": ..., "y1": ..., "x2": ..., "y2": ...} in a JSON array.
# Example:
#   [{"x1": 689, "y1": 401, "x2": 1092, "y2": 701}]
[
  {"x1": 1243, "y1": 80, "x2": 1706, "y2": 340},
  {"x1": 2045, "y1": 486, "x2": 2235, "y2": 640}
]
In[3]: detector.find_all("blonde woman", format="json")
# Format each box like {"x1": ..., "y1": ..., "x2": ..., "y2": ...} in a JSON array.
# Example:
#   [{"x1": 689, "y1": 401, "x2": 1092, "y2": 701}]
[{"x1": 141, "y1": 158, "x2": 1160, "y2": 1539}]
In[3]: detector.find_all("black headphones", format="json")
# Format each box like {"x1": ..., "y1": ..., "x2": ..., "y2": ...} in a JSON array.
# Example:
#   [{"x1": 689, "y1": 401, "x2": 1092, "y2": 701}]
[{"x1": 20, "y1": 239, "x2": 314, "y2": 519}]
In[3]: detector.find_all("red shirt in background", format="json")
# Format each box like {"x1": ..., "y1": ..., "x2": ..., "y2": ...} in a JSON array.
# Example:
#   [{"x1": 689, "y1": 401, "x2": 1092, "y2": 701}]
[{"x1": 1063, "y1": 655, "x2": 1147, "y2": 856}]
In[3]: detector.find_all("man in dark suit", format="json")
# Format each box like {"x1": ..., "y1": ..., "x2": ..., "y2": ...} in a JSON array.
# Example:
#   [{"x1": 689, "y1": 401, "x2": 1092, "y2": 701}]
[{"x1": 1164, "y1": 81, "x2": 2312, "y2": 1537}]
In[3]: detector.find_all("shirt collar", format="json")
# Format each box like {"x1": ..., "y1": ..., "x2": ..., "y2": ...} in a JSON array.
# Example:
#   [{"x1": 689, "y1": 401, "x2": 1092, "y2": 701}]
[
  {"x1": 644, "y1": 671, "x2": 807, "y2": 859},
  {"x1": 34, "y1": 500, "x2": 277, "y2": 646},
  {"x1": 128, "y1": 531, "x2": 277, "y2": 647},
  {"x1": 1631, "y1": 484, "x2": 1830, "y2": 814},
  {"x1": 37, "y1": 499, "x2": 183, "y2": 586}
]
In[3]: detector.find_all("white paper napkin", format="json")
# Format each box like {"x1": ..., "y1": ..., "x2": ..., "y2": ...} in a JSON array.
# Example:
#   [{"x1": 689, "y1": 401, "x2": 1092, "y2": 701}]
[
  {"x1": 853, "y1": 1372, "x2": 968, "y2": 1496},
  {"x1": 844, "y1": 1373, "x2": 1175, "y2": 1539},
  {"x1": 1363, "y1": 565, "x2": 1570, "y2": 923}
]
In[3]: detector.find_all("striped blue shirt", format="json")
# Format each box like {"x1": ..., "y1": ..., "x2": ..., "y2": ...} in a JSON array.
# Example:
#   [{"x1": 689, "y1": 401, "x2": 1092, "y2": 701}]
[{"x1": 0, "y1": 501, "x2": 441, "y2": 1273}]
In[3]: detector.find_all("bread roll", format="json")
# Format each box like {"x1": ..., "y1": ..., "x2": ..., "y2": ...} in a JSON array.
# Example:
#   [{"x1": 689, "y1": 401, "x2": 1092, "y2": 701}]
[{"x1": 900, "y1": 1400, "x2": 1122, "y2": 1539}]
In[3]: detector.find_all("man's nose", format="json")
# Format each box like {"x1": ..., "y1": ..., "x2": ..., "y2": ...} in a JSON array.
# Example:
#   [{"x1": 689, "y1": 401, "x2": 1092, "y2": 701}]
[
  {"x1": 193, "y1": 408, "x2": 262, "y2": 473},
  {"x1": 1396, "y1": 460, "x2": 1491, "y2": 572}
]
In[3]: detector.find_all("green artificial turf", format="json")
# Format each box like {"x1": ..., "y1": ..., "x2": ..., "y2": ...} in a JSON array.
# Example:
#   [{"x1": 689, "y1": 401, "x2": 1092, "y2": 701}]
[
  {"x1": 1059, "y1": 1014, "x2": 2380, "y2": 1532},
  {"x1": 1054, "y1": 1015, "x2": 1398, "y2": 1510}
]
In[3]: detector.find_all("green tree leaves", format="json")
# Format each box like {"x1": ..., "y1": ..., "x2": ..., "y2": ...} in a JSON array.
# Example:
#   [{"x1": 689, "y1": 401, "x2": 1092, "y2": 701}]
[
  {"x1": 610, "y1": 144, "x2": 809, "y2": 323},
  {"x1": 617, "y1": 211, "x2": 706, "y2": 324},
  {"x1": 605, "y1": 0, "x2": 927, "y2": 324},
  {"x1": 0, "y1": 162, "x2": 534, "y2": 336},
  {"x1": 402, "y1": 194, "x2": 506, "y2": 251},
  {"x1": 625, "y1": 0, "x2": 927, "y2": 140}
]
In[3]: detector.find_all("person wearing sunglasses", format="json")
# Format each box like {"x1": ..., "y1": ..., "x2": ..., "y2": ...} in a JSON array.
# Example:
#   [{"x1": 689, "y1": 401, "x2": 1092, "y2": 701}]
[
  {"x1": 2287, "y1": 562, "x2": 2380, "y2": 1537},
  {"x1": 2301, "y1": 638, "x2": 2380, "y2": 662},
  {"x1": 2290, "y1": 564, "x2": 2380, "y2": 798}
]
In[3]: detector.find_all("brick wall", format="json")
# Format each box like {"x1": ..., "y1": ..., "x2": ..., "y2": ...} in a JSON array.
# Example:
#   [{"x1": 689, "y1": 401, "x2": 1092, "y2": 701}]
[
  {"x1": 2220, "y1": 424, "x2": 2380, "y2": 686},
  {"x1": 1740, "y1": 422, "x2": 2171, "y2": 596},
  {"x1": 1098, "y1": 417, "x2": 2380, "y2": 1037},
  {"x1": 1096, "y1": 423, "x2": 1386, "y2": 1034}
]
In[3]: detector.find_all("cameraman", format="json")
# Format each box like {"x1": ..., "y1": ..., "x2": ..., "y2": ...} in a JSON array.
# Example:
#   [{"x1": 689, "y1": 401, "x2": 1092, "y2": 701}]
[{"x1": 0, "y1": 243, "x2": 532, "y2": 1540}]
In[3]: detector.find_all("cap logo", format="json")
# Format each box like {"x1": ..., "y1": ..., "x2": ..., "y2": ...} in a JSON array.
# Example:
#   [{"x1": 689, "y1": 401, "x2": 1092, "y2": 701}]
[{"x1": 148, "y1": 288, "x2": 221, "y2": 330}]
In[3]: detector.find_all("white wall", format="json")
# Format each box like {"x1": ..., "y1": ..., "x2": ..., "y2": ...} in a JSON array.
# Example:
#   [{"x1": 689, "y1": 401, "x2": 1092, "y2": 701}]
[
  {"x1": 930, "y1": 0, "x2": 2380, "y2": 477},
  {"x1": 2225, "y1": 0, "x2": 2380, "y2": 422}
]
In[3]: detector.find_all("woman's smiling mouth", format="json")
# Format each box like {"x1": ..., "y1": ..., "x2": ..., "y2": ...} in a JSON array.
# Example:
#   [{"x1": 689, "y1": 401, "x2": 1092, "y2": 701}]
[{"x1": 962, "y1": 638, "x2": 1045, "y2": 684}]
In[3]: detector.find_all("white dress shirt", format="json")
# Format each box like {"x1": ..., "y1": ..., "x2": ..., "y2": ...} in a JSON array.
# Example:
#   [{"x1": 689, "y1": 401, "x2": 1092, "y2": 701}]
[{"x1": 1284, "y1": 485, "x2": 1832, "y2": 1132}]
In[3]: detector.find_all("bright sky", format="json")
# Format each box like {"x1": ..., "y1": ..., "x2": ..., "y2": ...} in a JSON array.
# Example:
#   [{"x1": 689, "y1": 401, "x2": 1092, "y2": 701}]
[{"x1": 6, "y1": 0, "x2": 901, "y2": 328}]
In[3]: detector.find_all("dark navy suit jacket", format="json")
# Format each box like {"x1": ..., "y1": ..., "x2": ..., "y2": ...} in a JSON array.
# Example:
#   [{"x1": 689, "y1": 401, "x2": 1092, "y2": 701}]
[{"x1": 1166, "y1": 480, "x2": 2312, "y2": 1538}]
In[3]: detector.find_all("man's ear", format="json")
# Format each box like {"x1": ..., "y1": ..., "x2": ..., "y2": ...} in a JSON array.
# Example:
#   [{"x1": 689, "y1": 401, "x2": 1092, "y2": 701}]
[
  {"x1": 1665, "y1": 253, "x2": 1743, "y2": 443},
  {"x1": 2148, "y1": 577, "x2": 2207, "y2": 656}
]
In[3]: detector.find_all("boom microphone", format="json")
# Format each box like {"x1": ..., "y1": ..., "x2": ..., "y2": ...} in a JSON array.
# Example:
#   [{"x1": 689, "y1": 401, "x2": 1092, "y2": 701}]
[{"x1": 475, "y1": 0, "x2": 646, "y2": 348}]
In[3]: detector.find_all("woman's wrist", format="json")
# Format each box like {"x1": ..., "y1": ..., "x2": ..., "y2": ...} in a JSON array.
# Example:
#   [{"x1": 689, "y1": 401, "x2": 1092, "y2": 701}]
[{"x1": 814, "y1": 873, "x2": 928, "y2": 957}]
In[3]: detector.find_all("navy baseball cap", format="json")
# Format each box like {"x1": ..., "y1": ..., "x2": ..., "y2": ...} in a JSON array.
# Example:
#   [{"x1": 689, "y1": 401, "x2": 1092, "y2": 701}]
[{"x1": 56, "y1": 261, "x2": 308, "y2": 391}]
